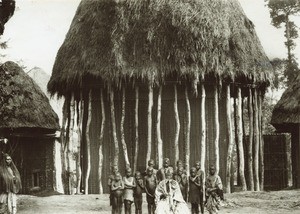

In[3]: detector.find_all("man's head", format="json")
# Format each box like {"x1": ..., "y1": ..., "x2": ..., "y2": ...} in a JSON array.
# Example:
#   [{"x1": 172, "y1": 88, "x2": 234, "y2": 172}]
[
  {"x1": 5, "y1": 154, "x2": 11, "y2": 166},
  {"x1": 135, "y1": 171, "x2": 141, "y2": 180},
  {"x1": 111, "y1": 165, "x2": 119, "y2": 174},
  {"x1": 177, "y1": 166, "x2": 184, "y2": 176},
  {"x1": 209, "y1": 165, "x2": 216, "y2": 175},
  {"x1": 125, "y1": 167, "x2": 132, "y2": 177},
  {"x1": 177, "y1": 160, "x2": 183, "y2": 168},
  {"x1": 165, "y1": 167, "x2": 173, "y2": 180},
  {"x1": 163, "y1": 158, "x2": 170, "y2": 168},
  {"x1": 195, "y1": 161, "x2": 201, "y2": 170},
  {"x1": 190, "y1": 167, "x2": 196, "y2": 177},
  {"x1": 148, "y1": 159, "x2": 155, "y2": 167},
  {"x1": 115, "y1": 172, "x2": 121, "y2": 181},
  {"x1": 147, "y1": 167, "x2": 153, "y2": 176}
]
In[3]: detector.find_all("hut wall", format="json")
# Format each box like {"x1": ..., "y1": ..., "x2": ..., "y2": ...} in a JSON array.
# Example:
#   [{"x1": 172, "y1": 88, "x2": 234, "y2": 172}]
[
  {"x1": 291, "y1": 125, "x2": 300, "y2": 188},
  {"x1": 85, "y1": 84, "x2": 230, "y2": 194},
  {"x1": 0, "y1": 135, "x2": 57, "y2": 194}
]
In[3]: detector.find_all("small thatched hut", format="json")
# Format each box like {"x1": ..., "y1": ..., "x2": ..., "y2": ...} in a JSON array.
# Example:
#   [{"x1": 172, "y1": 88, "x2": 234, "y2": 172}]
[
  {"x1": 48, "y1": 0, "x2": 273, "y2": 194},
  {"x1": 271, "y1": 74, "x2": 300, "y2": 188},
  {"x1": 0, "y1": 61, "x2": 62, "y2": 194}
]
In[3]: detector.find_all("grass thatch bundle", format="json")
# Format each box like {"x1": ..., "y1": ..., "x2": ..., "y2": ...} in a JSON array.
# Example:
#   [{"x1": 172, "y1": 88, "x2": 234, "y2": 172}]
[
  {"x1": 48, "y1": 0, "x2": 273, "y2": 96},
  {"x1": 271, "y1": 74, "x2": 300, "y2": 125},
  {"x1": 0, "y1": 61, "x2": 59, "y2": 131}
]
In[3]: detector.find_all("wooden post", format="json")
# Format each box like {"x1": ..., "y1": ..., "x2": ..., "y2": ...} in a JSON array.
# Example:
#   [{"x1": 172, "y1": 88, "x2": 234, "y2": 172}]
[
  {"x1": 146, "y1": 84, "x2": 153, "y2": 167},
  {"x1": 247, "y1": 88, "x2": 254, "y2": 191},
  {"x1": 84, "y1": 91, "x2": 92, "y2": 195},
  {"x1": 237, "y1": 87, "x2": 247, "y2": 191},
  {"x1": 214, "y1": 85, "x2": 220, "y2": 175},
  {"x1": 157, "y1": 86, "x2": 163, "y2": 169},
  {"x1": 174, "y1": 85, "x2": 180, "y2": 165},
  {"x1": 253, "y1": 88, "x2": 260, "y2": 191},
  {"x1": 68, "y1": 94, "x2": 75, "y2": 194},
  {"x1": 258, "y1": 90, "x2": 264, "y2": 190},
  {"x1": 120, "y1": 87, "x2": 130, "y2": 167},
  {"x1": 226, "y1": 85, "x2": 234, "y2": 193},
  {"x1": 234, "y1": 96, "x2": 240, "y2": 185},
  {"x1": 110, "y1": 89, "x2": 119, "y2": 167},
  {"x1": 76, "y1": 99, "x2": 83, "y2": 194},
  {"x1": 200, "y1": 84, "x2": 206, "y2": 171},
  {"x1": 133, "y1": 86, "x2": 139, "y2": 173},
  {"x1": 61, "y1": 97, "x2": 69, "y2": 193},
  {"x1": 185, "y1": 85, "x2": 191, "y2": 176},
  {"x1": 98, "y1": 90, "x2": 105, "y2": 194}
]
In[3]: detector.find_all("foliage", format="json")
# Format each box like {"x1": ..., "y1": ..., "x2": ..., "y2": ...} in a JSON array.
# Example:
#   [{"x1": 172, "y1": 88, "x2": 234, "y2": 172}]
[{"x1": 265, "y1": 0, "x2": 300, "y2": 84}]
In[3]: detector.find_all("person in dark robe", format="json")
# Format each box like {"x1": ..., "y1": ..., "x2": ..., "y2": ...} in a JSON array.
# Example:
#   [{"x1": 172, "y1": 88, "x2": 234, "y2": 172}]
[{"x1": 0, "y1": 153, "x2": 21, "y2": 214}]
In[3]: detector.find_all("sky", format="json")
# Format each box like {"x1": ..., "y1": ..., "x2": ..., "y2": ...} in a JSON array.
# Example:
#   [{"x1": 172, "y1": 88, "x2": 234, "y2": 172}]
[{"x1": 1, "y1": 0, "x2": 300, "y2": 75}]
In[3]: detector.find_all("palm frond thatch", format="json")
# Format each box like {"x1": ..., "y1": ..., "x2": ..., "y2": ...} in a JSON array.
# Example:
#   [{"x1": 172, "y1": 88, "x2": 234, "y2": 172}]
[
  {"x1": 0, "y1": 61, "x2": 59, "y2": 131},
  {"x1": 271, "y1": 74, "x2": 300, "y2": 125},
  {"x1": 48, "y1": 0, "x2": 273, "y2": 96}
]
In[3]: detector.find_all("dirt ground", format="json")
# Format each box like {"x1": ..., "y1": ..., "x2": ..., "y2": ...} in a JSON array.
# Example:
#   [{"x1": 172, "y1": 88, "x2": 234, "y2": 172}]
[{"x1": 17, "y1": 189, "x2": 300, "y2": 214}]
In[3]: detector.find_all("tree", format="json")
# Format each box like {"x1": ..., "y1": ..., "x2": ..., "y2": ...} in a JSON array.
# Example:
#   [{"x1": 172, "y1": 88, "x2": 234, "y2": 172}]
[
  {"x1": 0, "y1": 0, "x2": 16, "y2": 35},
  {"x1": 265, "y1": 0, "x2": 300, "y2": 84}
]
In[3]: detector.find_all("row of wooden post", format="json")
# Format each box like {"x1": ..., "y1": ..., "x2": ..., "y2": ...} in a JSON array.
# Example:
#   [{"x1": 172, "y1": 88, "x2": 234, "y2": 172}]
[{"x1": 60, "y1": 83, "x2": 265, "y2": 194}]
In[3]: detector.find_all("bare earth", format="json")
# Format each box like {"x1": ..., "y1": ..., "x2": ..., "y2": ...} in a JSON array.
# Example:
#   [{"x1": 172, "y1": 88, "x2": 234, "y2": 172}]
[{"x1": 17, "y1": 190, "x2": 300, "y2": 214}]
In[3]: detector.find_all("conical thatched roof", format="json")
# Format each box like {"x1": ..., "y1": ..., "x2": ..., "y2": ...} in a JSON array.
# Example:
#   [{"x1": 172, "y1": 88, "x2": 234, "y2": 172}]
[
  {"x1": 0, "y1": 61, "x2": 59, "y2": 131},
  {"x1": 48, "y1": 0, "x2": 273, "y2": 96},
  {"x1": 271, "y1": 74, "x2": 300, "y2": 126}
]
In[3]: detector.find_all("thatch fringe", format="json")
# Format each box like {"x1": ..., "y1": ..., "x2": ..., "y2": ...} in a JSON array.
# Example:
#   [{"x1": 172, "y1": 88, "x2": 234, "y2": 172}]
[{"x1": 48, "y1": 0, "x2": 273, "y2": 96}]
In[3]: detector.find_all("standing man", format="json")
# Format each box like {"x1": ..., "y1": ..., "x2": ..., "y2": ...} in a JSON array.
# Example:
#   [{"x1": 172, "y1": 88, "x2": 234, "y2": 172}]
[
  {"x1": 205, "y1": 165, "x2": 224, "y2": 214},
  {"x1": 156, "y1": 158, "x2": 173, "y2": 183},
  {"x1": 0, "y1": 153, "x2": 22, "y2": 214}
]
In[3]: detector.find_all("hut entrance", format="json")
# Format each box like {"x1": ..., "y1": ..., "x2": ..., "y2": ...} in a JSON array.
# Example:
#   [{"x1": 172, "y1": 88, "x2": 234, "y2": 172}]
[{"x1": 264, "y1": 134, "x2": 292, "y2": 190}]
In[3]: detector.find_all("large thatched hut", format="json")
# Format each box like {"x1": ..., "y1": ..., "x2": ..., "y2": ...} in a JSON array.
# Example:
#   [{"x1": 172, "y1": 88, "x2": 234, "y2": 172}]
[
  {"x1": 271, "y1": 74, "x2": 300, "y2": 188},
  {"x1": 48, "y1": 0, "x2": 273, "y2": 194},
  {"x1": 0, "y1": 61, "x2": 62, "y2": 194}
]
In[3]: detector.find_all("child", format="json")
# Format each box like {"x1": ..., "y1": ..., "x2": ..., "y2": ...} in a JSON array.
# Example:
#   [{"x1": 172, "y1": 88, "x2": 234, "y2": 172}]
[
  {"x1": 133, "y1": 171, "x2": 144, "y2": 214},
  {"x1": 144, "y1": 167, "x2": 157, "y2": 214},
  {"x1": 189, "y1": 167, "x2": 204, "y2": 214},
  {"x1": 108, "y1": 165, "x2": 119, "y2": 208},
  {"x1": 111, "y1": 172, "x2": 124, "y2": 214},
  {"x1": 123, "y1": 167, "x2": 136, "y2": 214},
  {"x1": 174, "y1": 166, "x2": 188, "y2": 201}
]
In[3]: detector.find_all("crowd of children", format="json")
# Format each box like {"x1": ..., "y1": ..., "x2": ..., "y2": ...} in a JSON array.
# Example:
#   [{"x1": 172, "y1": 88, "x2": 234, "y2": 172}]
[{"x1": 108, "y1": 158, "x2": 224, "y2": 214}]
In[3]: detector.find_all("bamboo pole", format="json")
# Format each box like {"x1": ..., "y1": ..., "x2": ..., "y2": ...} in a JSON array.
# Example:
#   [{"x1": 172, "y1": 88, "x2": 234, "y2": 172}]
[
  {"x1": 98, "y1": 90, "x2": 105, "y2": 194},
  {"x1": 120, "y1": 87, "x2": 130, "y2": 167},
  {"x1": 200, "y1": 84, "x2": 206, "y2": 171},
  {"x1": 110, "y1": 89, "x2": 119, "y2": 166},
  {"x1": 253, "y1": 88, "x2": 260, "y2": 191},
  {"x1": 258, "y1": 90, "x2": 264, "y2": 191},
  {"x1": 226, "y1": 85, "x2": 234, "y2": 193},
  {"x1": 185, "y1": 85, "x2": 191, "y2": 176},
  {"x1": 214, "y1": 85, "x2": 220, "y2": 175},
  {"x1": 76, "y1": 99, "x2": 83, "y2": 194},
  {"x1": 237, "y1": 88, "x2": 247, "y2": 191},
  {"x1": 84, "y1": 91, "x2": 92, "y2": 195},
  {"x1": 133, "y1": 87, "x2": 139, "y2": 173},
  {"x1": 146, "y1": 84, "x2": 153, "y2": 167},
  {"x1": 157, "y1": 86, "x2": 163, "y2": 169},
  {"x1": 174, "y1": 85, "x2": 180, "y2": 165},
  {"x1": 247, "y1": 88, "x2": 254, "y2": 191}
]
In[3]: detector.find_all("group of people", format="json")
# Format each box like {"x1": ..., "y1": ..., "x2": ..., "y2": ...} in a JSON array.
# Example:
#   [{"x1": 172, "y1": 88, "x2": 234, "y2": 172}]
[{"x1": 108, "y1": 158, "x2": 224, "y2": 214}]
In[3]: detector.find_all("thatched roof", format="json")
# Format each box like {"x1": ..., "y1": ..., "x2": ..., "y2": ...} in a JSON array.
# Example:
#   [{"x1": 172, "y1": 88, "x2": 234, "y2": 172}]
[
  {"x1": 0, "y1": 61, "x2": 59, "y2": 131},
  {"x1": 271, "y1": 74, "x2": 300, "y2": 125},
  {"x1": 48, "y1": 0, "x2": 273, "y2": 96}
]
